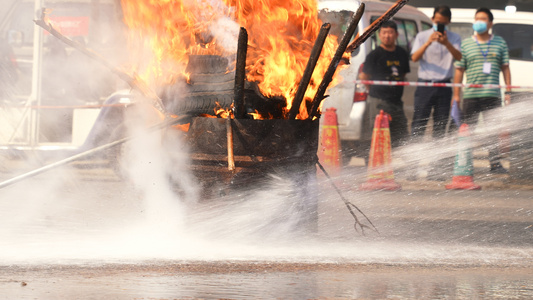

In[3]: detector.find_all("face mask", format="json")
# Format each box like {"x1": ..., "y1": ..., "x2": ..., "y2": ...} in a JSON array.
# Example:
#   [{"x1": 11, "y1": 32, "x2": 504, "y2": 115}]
[{"x1": 473, "y1": 21, "x2": 488, "y2": 34}]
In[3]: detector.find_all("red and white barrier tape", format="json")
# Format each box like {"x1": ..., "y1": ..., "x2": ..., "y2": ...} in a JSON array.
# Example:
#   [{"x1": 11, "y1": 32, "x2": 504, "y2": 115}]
[{"x1": 355, "y1": 80, "x2": 532, "y2": 90}]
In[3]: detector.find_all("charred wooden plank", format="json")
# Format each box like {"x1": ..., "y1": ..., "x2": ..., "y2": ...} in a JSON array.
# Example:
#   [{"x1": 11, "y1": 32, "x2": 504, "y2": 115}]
[
  {"x1": 289, "y1": 23, "x2": 331, "y2": 120},
  {"x1": 234, "y1": 27, "x2": 248, "y2": 119}
]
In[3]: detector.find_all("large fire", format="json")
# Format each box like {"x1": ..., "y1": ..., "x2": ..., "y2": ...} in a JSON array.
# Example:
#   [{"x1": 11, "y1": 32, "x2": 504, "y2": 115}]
[{"x1": 121, "y1": 0, "x2": 341, "y2": 119}]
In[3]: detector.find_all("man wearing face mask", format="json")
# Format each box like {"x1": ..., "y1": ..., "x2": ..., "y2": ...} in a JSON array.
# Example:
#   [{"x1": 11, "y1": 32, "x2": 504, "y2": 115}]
[
  {"x1": 411, "y1": 6, "x2": 462, "y2": 140},
  {"x1": 409, "y1": 5, "x2": 462, "y2": 180},
  {"x1": 452, "y1": 7, "x2": 511, "y2": 174}
]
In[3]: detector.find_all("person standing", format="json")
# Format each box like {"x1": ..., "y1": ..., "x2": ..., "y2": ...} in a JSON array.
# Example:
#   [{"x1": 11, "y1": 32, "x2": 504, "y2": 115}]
[
  {"x1": 359, "y1": 21, "x2": 410, "y2": 149},
  {"x1": 452, "y1": 7, "x2": 511, "y2": 174},
  {"x1": 411, "y1": 5, "x2": 462, "y2": 140}
]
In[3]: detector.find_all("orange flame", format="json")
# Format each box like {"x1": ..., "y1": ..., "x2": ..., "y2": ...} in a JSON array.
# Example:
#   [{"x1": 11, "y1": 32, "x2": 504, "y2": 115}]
[
  {"x1": 121, "y1": 0, "x2": 340, "y2": 119},
  {"x1": 214, "y1": 102, "x2": 234, "y2": 119}
]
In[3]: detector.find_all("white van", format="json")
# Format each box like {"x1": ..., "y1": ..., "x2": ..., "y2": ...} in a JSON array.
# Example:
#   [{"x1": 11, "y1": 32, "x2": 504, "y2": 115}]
[
  {"x1": 318, "y1": 0, "x2": 432, "y2": 162},
  {"x1": 418, "y1": 8, "x2": 533, "y2": 96}
]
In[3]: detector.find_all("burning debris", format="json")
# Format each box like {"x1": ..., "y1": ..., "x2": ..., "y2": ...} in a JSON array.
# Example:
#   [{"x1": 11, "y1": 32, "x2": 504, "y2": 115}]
[
  {"x1": 120, "y1": 0, "x2": 341, "y2": 120},
  {"x1": 21, "y1": 0, "x2": 411, "y2": 234}
]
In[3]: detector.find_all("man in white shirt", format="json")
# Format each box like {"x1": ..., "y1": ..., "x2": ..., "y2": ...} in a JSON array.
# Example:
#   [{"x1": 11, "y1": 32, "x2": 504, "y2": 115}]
[
  {"x1": 409, "y1": 5, "x2": 462, "y2": 180},
  {"x1": 411, "y1": 5, "x2": 462, "y2": 140}
]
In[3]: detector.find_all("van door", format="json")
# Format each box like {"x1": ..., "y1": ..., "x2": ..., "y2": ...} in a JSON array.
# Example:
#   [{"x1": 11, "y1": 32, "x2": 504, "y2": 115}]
[{"x1": 492, "y1": 23, "x2": 533, "y2": 92}]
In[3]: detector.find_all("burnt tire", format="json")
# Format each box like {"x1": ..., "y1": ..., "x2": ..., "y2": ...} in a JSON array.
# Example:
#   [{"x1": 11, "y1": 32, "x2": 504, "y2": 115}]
[
  {"x1": 187, "y1": 72, "x2": 235, "y2": 93},
  {"x1": 185, "y1": 55, "x2": 229, "y2": 74},
  {"x1": 165, "y1": 90, "x2": 235, "y2": 115},
  {"x1": 162, "y1": 55, "x2": 235, "y2": 115}
]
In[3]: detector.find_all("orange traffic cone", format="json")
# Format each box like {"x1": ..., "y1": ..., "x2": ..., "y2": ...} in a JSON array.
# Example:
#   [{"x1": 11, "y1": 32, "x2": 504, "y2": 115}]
[
  {"x1": 445, "y1": 124, "x2": 481, "y2": 190},
  {"x1": 318, "y1": 108, "x2": 341, "y2": 176},
  {"x1": 359, "y1": 110, "x2": 401, "y2": 191}
]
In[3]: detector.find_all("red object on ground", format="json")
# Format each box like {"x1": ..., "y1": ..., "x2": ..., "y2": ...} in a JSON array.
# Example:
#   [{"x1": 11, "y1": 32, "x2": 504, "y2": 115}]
[
  {"x1": 359, "y1": 110, "x2": 401, "y2": 191},
  {"x1": 445, "y1": 124, "x2": 481, "y2": 190}
]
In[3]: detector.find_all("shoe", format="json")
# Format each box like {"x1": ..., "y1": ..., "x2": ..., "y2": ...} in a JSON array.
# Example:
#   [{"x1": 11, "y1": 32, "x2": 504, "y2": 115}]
[{"x1": 490, "y1": 163, "x2": 508, "y2": 174}]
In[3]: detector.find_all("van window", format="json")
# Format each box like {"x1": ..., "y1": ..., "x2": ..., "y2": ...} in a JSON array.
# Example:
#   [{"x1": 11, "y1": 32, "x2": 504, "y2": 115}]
[
  {"x1": 421, "y1": 22, "x2": 432, "y2": 31},
  {"x1": 493, "y1": 24, "x2": 533, "y2": 61},
  {"x1": 448, "y1": 23, "x2": 473, "y2": 40},
  {"x1": 318, "y1": 10, "x2": 359, "y2": 56},
  {"x1": 398, "y1": 19, "x2": 417, "y2": 51},
  {"x1": 449, "y1": 22, "x2": 533, "y2": 61},
  {"x1": 370, "y1": 17, "x2": 419, "y2": 53}
]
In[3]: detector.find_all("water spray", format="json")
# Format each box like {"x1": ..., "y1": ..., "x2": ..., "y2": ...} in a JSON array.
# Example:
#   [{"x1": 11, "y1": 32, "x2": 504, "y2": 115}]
[
  {"x1": 0, "y1": 116, "x2": 190, "y2": 189},
  {"x1": 317, "y1": 161, "x2": 379, "y2": 235}
]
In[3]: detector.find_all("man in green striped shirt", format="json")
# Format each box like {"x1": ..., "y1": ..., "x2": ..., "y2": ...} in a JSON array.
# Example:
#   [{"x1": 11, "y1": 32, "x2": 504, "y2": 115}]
[{"x1": 452, "y1": 7, "x2": 512, "y2": 174}]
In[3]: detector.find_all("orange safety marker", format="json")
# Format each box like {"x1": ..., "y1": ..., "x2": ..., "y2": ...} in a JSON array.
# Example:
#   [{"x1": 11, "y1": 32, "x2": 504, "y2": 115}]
[
  {"x1": 318, "y1": 108, "x2": 341, "y2": 175},
  {"x1": 445, "y1": 124, "x2": 481, "y2": 190},
  {"x1": 359, "y1": 110, "x2": 401, "y2": 191}
]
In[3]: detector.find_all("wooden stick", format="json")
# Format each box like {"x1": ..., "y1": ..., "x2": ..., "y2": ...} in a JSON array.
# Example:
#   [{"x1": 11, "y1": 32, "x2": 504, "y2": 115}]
[
  {"x1": 234, "y1": 27, "x2": 248, "y2": 119},
  {"x1": 288, "y1": 23, "x2": 331, "y2": 120},
  {"x1": 346, "y1": 0, "x2": 410, "y2": 54},
  {"x1": 308, "y1": 3, "x2": 365, "y2": 119},
  {"x1": 226, "y1": 118, "x2": 236, "y2": 171}
]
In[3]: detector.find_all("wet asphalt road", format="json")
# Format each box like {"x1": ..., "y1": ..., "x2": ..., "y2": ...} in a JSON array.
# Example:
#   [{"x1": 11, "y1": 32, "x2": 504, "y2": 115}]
[{"x1": 0, "y1": 159, "x2": 532, "y2": 299}]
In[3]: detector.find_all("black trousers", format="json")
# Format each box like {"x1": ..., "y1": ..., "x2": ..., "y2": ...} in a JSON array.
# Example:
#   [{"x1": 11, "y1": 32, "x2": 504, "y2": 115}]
[
  {"x1": 411, "y1": 82, "x2": 452, "y2": 140},
  {"x1": 462, "y1": 97, "x2": 502, "y2": 165},
  {"x1": 366, "y1": 96, "x2": 409, "y2": 148}
]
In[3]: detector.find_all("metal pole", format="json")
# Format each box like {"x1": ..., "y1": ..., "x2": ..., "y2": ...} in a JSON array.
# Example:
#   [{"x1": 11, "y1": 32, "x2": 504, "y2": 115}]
[
  {"x1": 288, "y1": 23, "x2": 331, "y2": 120},
  {"x1": 30, "y1": 0, "x2": 44, "y2": 146}
]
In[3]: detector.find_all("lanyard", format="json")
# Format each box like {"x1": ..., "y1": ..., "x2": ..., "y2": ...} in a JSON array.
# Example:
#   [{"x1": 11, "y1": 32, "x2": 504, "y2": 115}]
[{"x1": 474, "y1": 35, "x2": 492, "y2": 61}]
